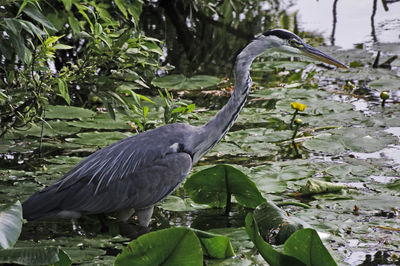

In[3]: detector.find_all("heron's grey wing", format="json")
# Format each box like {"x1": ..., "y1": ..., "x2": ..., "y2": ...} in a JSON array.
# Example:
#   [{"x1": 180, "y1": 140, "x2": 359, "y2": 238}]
[
  {"x1": 53, "y1": 123, "x2": 194, "y2": 194},
  {"x1": 58, "y1": 152, "x2": 193, "y2": 213},
  {"x1": 22, "y1": 124, "x2": 196, "y2": 220}
]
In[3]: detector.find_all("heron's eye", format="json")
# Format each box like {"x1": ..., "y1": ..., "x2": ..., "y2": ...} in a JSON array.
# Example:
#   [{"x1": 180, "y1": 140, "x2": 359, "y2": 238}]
[{"x1": 289, "y1": 39, "x2": 304, "y2": 48}]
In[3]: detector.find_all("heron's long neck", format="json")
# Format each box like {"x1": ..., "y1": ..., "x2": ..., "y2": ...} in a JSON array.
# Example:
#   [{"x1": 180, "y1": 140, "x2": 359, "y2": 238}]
[{"x1": 192, "y1": 40, "x2": 267, "y2": 163}]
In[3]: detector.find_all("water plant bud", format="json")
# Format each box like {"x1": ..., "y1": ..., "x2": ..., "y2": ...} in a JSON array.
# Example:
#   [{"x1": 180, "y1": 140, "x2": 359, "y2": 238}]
[
  {"x1": 380, "y1": 91, "x2": 389, "y2": 100},
  {"x1": 294, "y1": 118, "x2": 302, "y2": 125}
]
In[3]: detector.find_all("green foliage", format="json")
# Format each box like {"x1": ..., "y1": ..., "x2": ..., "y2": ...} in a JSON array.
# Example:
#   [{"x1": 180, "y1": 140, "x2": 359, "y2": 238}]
[
  {"x1": 245, "y1": 213, "x2": 305, "y2": 266},
  {"x1": 0, "y1": 0, "x2": 164, "y2": 136},
  {"x1": 253, "y1": 200, "x2": 307, "y2": 245},
  {"x1": 0, "y1": 247, "x2": 71, "y2": 266},
  {"x1": 245, "y1": 213, "x2": 337, "y2": 266},
  {"x1": 114, "y1": 227, "x2": 203, "y2": 266},
  {"x1": 114, "y1": 227, "x2": 234, "y2": 265},
  {"x1": 184, "y1": 164, "x2": 266, "y2": 209},
  {"x1": 151, "y1": 74, "x2": 221, "y2": 91},
  {"x1": 192, "y1": 229, "x2": 235, "y2": 259},
  {"x1": 159, "y1": 89, "x2": 196, "y2": 124},
  {"x1": 0, "y1": 201, "x2": 71, "y2": 265}
]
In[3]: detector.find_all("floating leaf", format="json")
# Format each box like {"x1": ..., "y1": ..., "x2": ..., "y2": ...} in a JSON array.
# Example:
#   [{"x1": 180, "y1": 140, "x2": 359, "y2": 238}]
[
  {"x1": 152, "y1": 74, "x2": 221, "y2": 90},
  {"x1": 184, "y1": 164, "x2": 265, "y2": 208},
  {"x1": 114, "y1": 227, "x2": 203, "y2": 265},
  {"x1": 46, "y1": 105, "x2": 96, "y2": 120},
  {"x1": 18, "y1": 121, "x2": 80, "y2": 137},
  {"x1": 0, "y1": 201, "x2": 22, "y2": 249},
  {"x1": 0, "y1": 247, "x2": 62, "y2": 265},
  {"x1": 159, "y1": 195, "x2": 210, "y2": 212},
  {"x1": 303, "y1": 127, "x2": 397, "y2": 154}
]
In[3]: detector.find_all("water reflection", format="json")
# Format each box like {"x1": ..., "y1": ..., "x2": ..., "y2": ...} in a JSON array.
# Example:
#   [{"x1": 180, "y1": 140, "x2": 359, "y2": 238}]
[{"x1": 291, "y1": 0, "x2": 400, "y2": 49}]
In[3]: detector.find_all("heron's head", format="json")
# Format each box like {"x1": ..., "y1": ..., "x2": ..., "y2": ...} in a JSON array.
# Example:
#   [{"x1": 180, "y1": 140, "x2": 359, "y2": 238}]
[{"x1": 259, "y1": 29, "x2": 347, "y2": 68}]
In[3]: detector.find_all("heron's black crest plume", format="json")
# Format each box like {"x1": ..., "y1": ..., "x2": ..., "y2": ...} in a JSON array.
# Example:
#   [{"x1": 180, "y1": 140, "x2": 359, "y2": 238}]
[{"x1": 263, "y1": 29, "x2": 301, "y2": 42}]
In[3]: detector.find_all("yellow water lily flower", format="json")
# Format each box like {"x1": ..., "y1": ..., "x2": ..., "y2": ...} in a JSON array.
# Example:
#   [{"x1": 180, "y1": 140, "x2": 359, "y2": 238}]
[{"x1": 290, "y1": 102, "x2": 307, "y2": 112}]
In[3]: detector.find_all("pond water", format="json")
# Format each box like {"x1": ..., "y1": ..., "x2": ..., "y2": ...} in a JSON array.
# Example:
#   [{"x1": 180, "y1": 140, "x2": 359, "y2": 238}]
[
  {"x1": 1, "y1": 0, "x2": 400, "y2": 265},
  {"x1": 289, "y1": 0, "x2": 400, "y2": 49}
]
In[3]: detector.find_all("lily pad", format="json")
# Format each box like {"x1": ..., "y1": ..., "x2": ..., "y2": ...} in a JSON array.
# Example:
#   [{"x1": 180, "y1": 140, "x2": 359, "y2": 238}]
[
  {"x1": 46, "y1": 105, "x2": 96, "y2": 120},
  {"x1": 303, "y1": 127, "x2": 397, "y2": 154},
  {"x1": 66, "y1": 113, "x2": 131, "y2": 130},
  {"x1": 18, "y1": 121, "x2": 81, "y2": 137},
  {"x1": 152, "y1": 74, "x2": 221, "y2": 90}
]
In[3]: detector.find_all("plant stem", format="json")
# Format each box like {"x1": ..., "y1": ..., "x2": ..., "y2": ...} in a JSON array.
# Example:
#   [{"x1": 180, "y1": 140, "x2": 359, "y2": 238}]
[
  {"x1": 292, "y1": 124, "x2": 299, "y2": 140},
  {"x1": 224, "y1": 166, "x2": 231, "y2": 215},
  {"x1": 290, "y1": 110, "x2": 298, "y2": 130}
]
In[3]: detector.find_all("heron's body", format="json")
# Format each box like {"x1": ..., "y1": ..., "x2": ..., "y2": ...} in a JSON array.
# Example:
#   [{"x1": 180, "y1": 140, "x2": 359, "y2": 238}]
[{"x1": 23, "y1": 29, "x2": 346, "y2": 226}]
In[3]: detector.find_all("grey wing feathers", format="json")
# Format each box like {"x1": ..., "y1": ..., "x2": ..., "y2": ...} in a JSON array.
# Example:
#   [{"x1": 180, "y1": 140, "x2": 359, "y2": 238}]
[
  {"x1": 23, "y1": 123, "x2": 196, "y2": 220},
  {"x1": 55, "y1": 123, "x2": 193, "y2": 194}
]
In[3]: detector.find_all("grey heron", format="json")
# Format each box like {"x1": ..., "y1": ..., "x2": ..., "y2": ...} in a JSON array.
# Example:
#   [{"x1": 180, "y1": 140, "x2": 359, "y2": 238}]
[{"x1": 22, "y1": 29, "x2": 347, "y2": 227}]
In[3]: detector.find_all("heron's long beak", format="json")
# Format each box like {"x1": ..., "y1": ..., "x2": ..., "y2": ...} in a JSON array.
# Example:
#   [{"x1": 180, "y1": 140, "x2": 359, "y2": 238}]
[{"x1": 300, "y1": 44, "x2": 348, "y2": 69}]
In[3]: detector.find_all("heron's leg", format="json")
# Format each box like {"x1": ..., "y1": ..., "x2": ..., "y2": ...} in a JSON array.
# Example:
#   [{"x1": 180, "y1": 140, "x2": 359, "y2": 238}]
[
  {"x1": 71, "y1": 218, "x2": 85, "y2": 236},
  {"x1": 136, "y1": 206, "x2": 154, "y2": 227},
  {"x1": 118, "y1": 208, "x2": 136, "y2": 222}
]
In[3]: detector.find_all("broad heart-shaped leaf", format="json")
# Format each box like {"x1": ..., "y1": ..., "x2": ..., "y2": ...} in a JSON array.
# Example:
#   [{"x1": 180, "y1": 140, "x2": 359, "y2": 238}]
[
  {"x1": 0, "y1": 247, "x2": 68, "y2": 265},
  {"x1": 151, "y1": 74, "x2": 221, "y2": 90},
  {"x1": 284, "y1": 228, "x2": 337, "y2": 266},
  {"x1": 0, "y1": 201, "x2": 22, "y2": 249},
  {"x1": 245, "y1": 213, "x2": 305, "y2": 266},
  {"x1": 114, "y1": 227, "x2": 203, "y2": 266},
  {"x1": 192, "y1": 229, "x2": 235, "y2": 259},
  {"x1": 184, "y1": 165, "x2": 265, "y2": 208}
]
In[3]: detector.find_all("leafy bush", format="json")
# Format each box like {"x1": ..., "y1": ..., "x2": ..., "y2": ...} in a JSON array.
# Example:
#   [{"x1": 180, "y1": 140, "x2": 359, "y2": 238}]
[{"x1": 0, "y1": 0, "x2": 165, "y2": 136}]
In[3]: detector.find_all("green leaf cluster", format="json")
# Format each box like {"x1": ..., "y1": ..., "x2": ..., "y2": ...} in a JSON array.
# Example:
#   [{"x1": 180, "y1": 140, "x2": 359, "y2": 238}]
[
  {"x1": 0, "y1": 0, "x2": 164, "y2": 136},
  {"x1": 114, "y1": 227, "x2": 234, "y2": 265},
  {"x1": 0, "y1": 201, "x2": 71, "y2": 265}
]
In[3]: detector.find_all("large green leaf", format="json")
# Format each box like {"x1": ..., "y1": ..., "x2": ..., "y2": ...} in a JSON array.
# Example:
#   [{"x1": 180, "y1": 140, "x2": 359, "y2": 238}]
[
  {"x1": 245, "y1": 213, "x2": 305, "y2": 266},
  {"x1": 114, "y1": 227, "x2": 203, "y2": 266},
  {"x1": 184, "y1": 164, "x2": 265, "y2": 208},
  {"x1": 284, "y1": 228, "x2": 337, "y2": 266},
  {"x1": 192, "y1": 229, "x2": 235, "y2": 259},
  {"x1": 0, "y1": 201, "x2": 22, "y2": 249},
  {"x1": 152, "y1": 74, "x2": 221, "y2": 90},
  {"x1": 22, "y1": 6, "x2": 57, "y2": 31}
]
